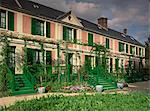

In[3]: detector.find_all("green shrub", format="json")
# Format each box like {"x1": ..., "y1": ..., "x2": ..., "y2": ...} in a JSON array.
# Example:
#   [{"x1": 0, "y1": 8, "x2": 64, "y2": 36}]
[{"x1": 2, "y1": 93, "x2": 150, "y2": 111}]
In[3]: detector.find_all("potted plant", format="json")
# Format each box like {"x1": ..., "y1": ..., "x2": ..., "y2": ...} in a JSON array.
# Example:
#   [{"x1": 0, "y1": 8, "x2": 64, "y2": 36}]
[{"x1": 117, "y1": 78, "x2": 124, "y2": 89}]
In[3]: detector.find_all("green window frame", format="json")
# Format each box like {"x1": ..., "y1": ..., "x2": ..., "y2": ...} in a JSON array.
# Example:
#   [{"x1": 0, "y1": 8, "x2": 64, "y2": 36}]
[
  {"x1": 31, "y1": 18, "x2": 44, "y2": 36},
  {"x1": 126, "y1": 44, "x2": 128, "y2": 53},
  {"x1": 88, "y1": 33, "x2": 93, "y2": 46},
  {"x1": 119, "y1": 42, "x2": 124, "y2": 52},
  {"x1": 63, "y1": 26, "x2": 76, "y2": 43},
  {"x1": 8, "y1": 11, "x2": 14, "y2": 31},
  {"x1": 106, "y1": 38, "x2": 109, "y2": 49},
  {"x1": 46, "y1": 22, "x2": 50, "y2": 38},
  {"x1": 0, "y1": 9, "x2": 6, "y2": 29}
]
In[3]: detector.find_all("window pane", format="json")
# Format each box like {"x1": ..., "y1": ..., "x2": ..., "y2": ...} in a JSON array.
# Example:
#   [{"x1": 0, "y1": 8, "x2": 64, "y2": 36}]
[{"x1": 0, "y1": 10, "x2": 6, "y2": 29}]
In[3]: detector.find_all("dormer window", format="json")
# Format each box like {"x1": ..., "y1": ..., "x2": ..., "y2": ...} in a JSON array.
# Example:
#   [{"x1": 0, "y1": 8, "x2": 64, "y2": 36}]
[{"x1": 33, "y1": 5, "x2": 39, "y2": 9}]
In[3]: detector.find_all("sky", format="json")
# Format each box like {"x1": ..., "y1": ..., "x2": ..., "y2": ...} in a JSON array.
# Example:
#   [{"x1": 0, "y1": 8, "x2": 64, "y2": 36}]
[{"x1": 31, "y1": 0, "x2": 149, "y2": 44}]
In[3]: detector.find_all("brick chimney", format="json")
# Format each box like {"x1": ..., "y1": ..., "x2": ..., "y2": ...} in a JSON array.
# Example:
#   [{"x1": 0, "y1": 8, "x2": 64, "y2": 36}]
[
  {"x1": 123, "y1": 28, "x2": 127, "y2": 34},
  {"x1": 98, "y1": 17, "x2": 108, "y2": 28}
]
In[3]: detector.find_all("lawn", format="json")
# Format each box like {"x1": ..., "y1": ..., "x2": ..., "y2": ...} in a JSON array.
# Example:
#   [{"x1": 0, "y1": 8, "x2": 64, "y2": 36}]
[{"x1": 1, "y1": 93, "x2": 150, "y2": 111}]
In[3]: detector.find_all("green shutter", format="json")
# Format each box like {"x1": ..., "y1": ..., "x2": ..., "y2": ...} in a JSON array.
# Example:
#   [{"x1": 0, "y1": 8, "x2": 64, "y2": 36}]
[
  {"x1": 63, "y1": 26, "x2": 67, "y2": 40},
  {"x1": 88, "y1": 33, "x2": 93, "y2": 46},
  {"x1": 31, "y1": 18, "x2": 36, "y2": 35},
  {"x1": 126, "y1": 44, "x2": 128, "y2": 53},
  {"x1": 106, "y1": 38, "x2": 109, "y2": 49},
  {"x1": 119, "y1": 42, "x2": 121, "y2": 52},
  {"x1": 74, "y1": 29, "x2": 77, "y2": 43},
  {"x1": 115, "y1": 58, "x2": 119, "y2": 71},
  {"x1": 8, "y1": 11, "x2": 14, "y2": 31},
  {"x1": 46, "y1": 22, "x2": 50, "y2": 38}
]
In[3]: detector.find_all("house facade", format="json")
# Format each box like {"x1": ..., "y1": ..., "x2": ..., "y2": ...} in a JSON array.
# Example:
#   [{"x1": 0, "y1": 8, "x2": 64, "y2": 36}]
[{"x1": 0, "y1": 0, "x2": 145, "y2": 75}]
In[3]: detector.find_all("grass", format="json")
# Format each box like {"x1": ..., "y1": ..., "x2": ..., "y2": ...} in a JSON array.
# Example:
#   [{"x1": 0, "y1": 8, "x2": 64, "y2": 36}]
[{"x1": 1, "y1": 92, "x2": 150, "y2": 111}]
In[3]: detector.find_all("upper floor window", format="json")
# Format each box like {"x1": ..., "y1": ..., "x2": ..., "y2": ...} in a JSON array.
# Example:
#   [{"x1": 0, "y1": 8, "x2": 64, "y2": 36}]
[
  {"x1": 0, "y1": 9, "x2": 6, "y2": 29},
  {"x1": 126, "y1": 44, "x2": 128, "y2": 53},
  {"x1": 63, "y1": 26, "x2": 77, "y2": 43},
  {"x1": 106, "y1": 38, "x2": 109, "y2": 49},
  {"x1": 130, "y1": 45, "x2": 135, "y2": 55},
  {"x1": 31, "y1": 18, "x2": 44, "y2": 36},
  {"x1": 119, "y1": 42, "x2": 124, "y2": 52},
  {"x1": 88, "y1": 33, "x2": 93, "y2": 46}
]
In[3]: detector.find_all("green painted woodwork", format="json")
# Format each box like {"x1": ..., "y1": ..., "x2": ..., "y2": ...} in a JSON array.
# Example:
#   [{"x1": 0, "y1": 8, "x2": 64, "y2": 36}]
[
  {"x1": 13, "y1": 74, "x2": 35, "y2": 95},
  {"x1": 106, "y1": 38, "x2": 109, "y2": 49},
  {"x1": 46, "y1": 22, "x2": 50, "y2": 38},
  {"x1": 130, "y1": 45, "x2": 135, "y2": 54},
  {"x1": 8, "y1": 11, "x2": 14, "y2": 31},
  {"x1": 119, "y1": 42, "x2": 124, "y2": 52},
  {"x1": 74, "y1": 29, "x2": 77, "y2": 43},
  {"x1": 88, "y1": 33, "x2": 93, "y2": 46},
  {"x1": 126, "y1": 44, "x2": 128, "y2": 53},
  {"x1": 115, "y1": 58, "x2": 119, "y2": 71},
  {"x1": 63, "y1": 26, "x2": 67, "y2": 40}
]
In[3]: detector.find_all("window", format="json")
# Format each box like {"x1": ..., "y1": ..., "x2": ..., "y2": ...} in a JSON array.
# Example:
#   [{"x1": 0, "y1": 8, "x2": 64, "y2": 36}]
[
  {"x1": 119, "y1": 42, "x2": 124, "y2": 52},
  {"x1": 130, "y1": 45, "x2": 135, "y2": 54},
  {"x1": 46, "y1": 22, "x2": 50, "y2": 38},
  {"x1": 0, "y1": 10, "x2": 6, "y2": 29},
  {"x1": 31, "y1": 18, "x2": 44, "y2": 36},
  {"x1": 88, "y1": 33, "x2": 93, "y2": 46},
  {"x1": 63, "y1": 26, "x2": 77, "y2": 43},
  {"x1": 27, "y1": 49, "x2": 42, "y2": 65},
  {"x1": 106, "y1": 38, "x2": 109, "y2": 49},
  {"x1": 8, "y1": 11, "x2": 14, "y2": 31},
  {"x1": 126, "y1": 44, "x2": 128, "y2": 53},
  {"x1": 85, "y1": 55, "x2": 94, "y2": 68}
]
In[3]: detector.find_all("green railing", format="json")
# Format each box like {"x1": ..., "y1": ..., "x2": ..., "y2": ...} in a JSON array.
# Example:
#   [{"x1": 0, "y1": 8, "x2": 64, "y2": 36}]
[
  {"x1": 23, "y1": 66, "x2": 36, "y2": 88},
  {"x1": 7, "y1": 67, "x2": 15, "y2": 92}
]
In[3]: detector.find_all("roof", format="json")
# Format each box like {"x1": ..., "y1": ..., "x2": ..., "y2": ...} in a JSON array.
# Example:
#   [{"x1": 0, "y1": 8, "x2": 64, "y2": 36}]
[{"x1": 0, "y1": 0, "x2": 144, "y2": 47}]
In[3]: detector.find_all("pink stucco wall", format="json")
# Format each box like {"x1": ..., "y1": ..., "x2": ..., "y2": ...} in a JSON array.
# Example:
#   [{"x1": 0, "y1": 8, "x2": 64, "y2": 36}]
[
  {"x1": 14, "y1": 13, "x2": 17, "y2": 32},
  {"x1": 51, "y1": 22, "x2": 55, "y2": 39},
  {"x1": 82, "y1": 31, "x2": 88, "y2": 50},
  {"x1": 82, "y1": 54, "x2": 85, "y2": 64},
  {"x1": 114, "y1": 40, "x2": 118, "y2": 52},
  {"x1": 23, "y1": 15, "x2": 31, "y2": 34},
  {"x1": 82, "y1": 31, "x2": 87, "y2": 43},
  {"x1": 110, "y1": 39, "x2": 113, "y2": 49},
  {"x1": 52, "y1": 51, "x2": 55, "y2": 60},
  {"x1": 94, "y1": 34, "x2": 100, "y2": 44}
]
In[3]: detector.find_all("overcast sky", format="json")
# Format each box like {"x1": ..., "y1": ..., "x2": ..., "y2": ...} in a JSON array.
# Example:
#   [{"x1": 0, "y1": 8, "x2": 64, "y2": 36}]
[{"x1": 31, "y1": 0, "x2": 149, "y2": 44}]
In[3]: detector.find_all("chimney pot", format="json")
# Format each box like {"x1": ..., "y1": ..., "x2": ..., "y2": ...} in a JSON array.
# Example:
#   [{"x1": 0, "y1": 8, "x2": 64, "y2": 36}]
[
  {"x1": 98, "y1": 17, "x2": 108, "y2": 28},
  {"x1": 123, "y1": 28, "x2": 127, "y2": 34}
]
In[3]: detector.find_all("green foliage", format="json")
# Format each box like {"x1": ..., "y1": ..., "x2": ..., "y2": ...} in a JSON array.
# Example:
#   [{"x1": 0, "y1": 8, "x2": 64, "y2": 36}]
[
  {"x1": 2, "y1": 93, "x2": 150, "y2": 111},
  {"x1": 0, "y1": 36, "x2": 14, "y2": 97}
]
